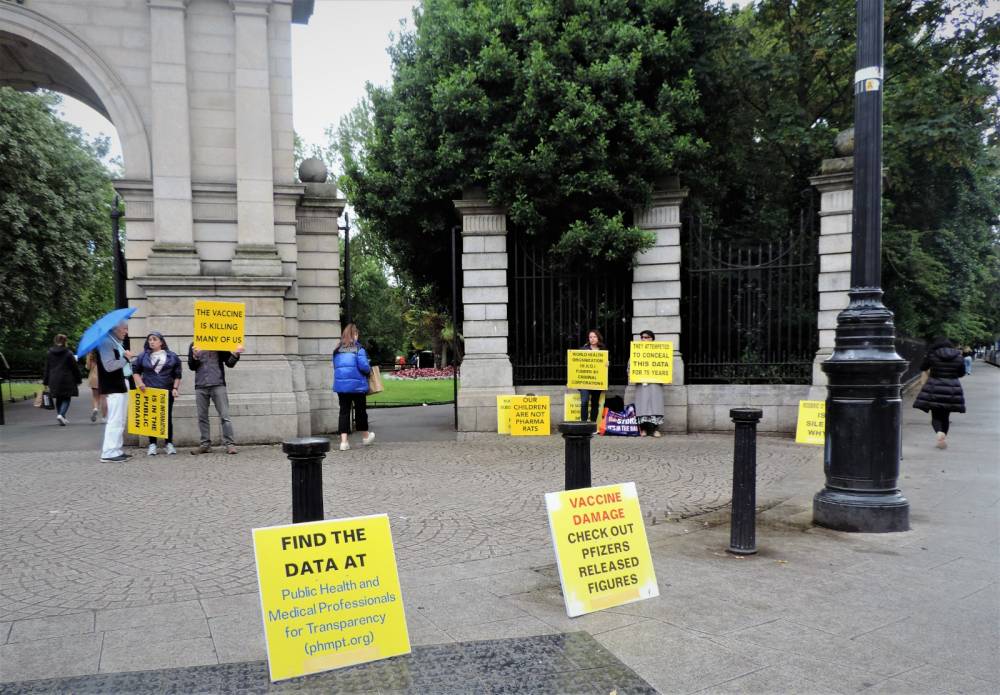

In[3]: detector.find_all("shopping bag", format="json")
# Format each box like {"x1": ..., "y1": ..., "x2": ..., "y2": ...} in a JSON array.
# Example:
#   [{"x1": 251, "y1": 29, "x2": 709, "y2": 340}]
[
  {"x1": 367, "y1": 365, "x2": 384, "y2": 394},
  {"x1": 604, "y1": 404, "x2": 641, "y2": 436},
  {"x1": 42, "y1": 390, "x2": 54, "y2": 410}
]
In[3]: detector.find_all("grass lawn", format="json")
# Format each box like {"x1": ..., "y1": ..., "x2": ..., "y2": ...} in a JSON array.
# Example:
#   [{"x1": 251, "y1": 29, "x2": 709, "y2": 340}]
[
  {"x1": 2, "y1": 382, "x2": 43, "y2": 401},
  {"x1": 368, "y1": 378, "x2": 456, "y2": 407}
]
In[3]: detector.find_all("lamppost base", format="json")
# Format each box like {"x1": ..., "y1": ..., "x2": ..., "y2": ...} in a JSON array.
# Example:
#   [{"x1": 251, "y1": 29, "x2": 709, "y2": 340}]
[{"x1": 813, "y1": 488, "x2": 909, "y2": 533}]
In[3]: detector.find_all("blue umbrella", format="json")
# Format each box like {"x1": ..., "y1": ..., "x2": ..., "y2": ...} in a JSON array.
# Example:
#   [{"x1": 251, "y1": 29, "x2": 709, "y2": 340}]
[{"x1": 76, "y1": 307, "x2": 137, "y2": 358}]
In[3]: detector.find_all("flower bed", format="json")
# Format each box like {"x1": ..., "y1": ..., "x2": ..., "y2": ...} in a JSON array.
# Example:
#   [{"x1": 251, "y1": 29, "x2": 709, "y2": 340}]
[{"x1": 384, "y1": 366, "x2": 456, "y2": 380}]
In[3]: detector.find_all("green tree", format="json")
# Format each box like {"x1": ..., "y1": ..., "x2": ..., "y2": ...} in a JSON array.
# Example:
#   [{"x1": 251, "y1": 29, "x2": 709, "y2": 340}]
[
  {"x1": 0, "y1": 87, "x2": 117, "y2": 370},
  {"x1": 690, "y1": 0, "x2": 1000, "y2": 343},
  {"x1": 343, "y1": 230, "x2": 410, "y2": 364},
  {"x1": 342, "y1": 0, "x2": 725, "y2": 299}
]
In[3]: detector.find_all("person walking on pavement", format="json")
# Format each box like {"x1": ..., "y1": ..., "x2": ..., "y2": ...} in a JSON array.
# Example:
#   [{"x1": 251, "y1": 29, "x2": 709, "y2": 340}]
[
  {"x1": 962, "y1": 346, "x2": 974, "y2": 376},
  {"x1": 913, "y1": 337, "x2": 966, "y2": 449},
  {"x1": 97, "y1": 321, "x2": 134, "y2": 462},
  {"x1": 333, "y1": 322, "x2": 374, "y2": 451},
  {"x1": 85, "y1": 351, "x2": 107, "y2": 423},
  {"x1": 188, "y1": 343, "x2": 243, "y2": 455},
  {"x1": 132, "y1": 332, "x2": 182, "y2": 456},
  {"x1": 43, "y1": 334, "x2": 82, "y2": 426}
]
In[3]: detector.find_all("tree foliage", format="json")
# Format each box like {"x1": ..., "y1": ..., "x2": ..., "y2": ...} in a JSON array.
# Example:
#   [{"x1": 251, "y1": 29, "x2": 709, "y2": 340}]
[
  {"x1": 0, "y1": 88, "x2": 117, "y2": 370},
  {"x1": 342, "y1": 0, "x2": 724, "y2": 295}
]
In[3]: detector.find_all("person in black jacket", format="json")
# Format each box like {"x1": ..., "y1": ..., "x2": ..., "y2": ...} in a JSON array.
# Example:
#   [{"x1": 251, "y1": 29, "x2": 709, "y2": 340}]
[
  {"x1": 913, "y1": 337, "x2": 966, "y2": 449},
  {"x1": 43, "y1": 334, "x2": 82, "y2": 425},
  {"x1": 188, "y1": 343, "x2": 243, "y2": 455}
]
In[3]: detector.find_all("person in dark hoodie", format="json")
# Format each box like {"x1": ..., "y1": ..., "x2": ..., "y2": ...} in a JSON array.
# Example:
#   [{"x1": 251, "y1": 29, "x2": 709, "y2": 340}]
[
  {"x1": 132, "y1": 332, "x2": 183, "y2": 456},
  {"x1": 43, "y1": 334, "x2": 82, "y2": 426},
  {"x1": 913, "y1": 337, "x2": 966, "y2": 449},
  {"x1": 187, "y1": 342, "x2": 243, "y2": 455}
]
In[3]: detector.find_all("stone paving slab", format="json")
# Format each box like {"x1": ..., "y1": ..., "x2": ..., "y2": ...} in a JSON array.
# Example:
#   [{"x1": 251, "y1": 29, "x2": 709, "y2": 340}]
[{"x1": 0, "y1": 632, "x2": 656, "y2": 694}]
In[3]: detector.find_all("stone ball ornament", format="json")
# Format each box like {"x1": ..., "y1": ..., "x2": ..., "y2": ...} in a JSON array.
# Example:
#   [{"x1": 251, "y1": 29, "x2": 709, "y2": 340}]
[
  {"x1": 834, "y1": 128, "x2": 854, "y2": 156},
  {"x1": 298, "y1": 157, "x2": 329, "y2": 183}
]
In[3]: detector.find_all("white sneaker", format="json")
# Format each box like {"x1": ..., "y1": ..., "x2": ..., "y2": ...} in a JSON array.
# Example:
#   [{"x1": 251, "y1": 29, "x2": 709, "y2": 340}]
[
  {"x1": 56, "y1": 415, "x2": 67, "y2": 426},
  {"x1": 339, "y1": 441, "x2": 350, "y2": 451},
  {"x1": 936, "y1": 432, "x2": 947, "y2": 449},
  {"x1": 362, "y1": 432, "x2": 376, "y2": 446},
  {"x1": 147, "y1": 443, "x2": 158, "y2": 456},
  {"x1": 99, "y1": 416, "x2": 107, "y2": 424},
  {"x1": 90, "y1": 409, "x2": 99, "y2": 423},
  {"x1": 165, "y1": 443, "x2": 177, "y2": 455}
]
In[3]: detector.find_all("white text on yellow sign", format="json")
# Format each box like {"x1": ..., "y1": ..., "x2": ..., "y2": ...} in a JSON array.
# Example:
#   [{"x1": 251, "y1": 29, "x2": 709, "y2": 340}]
[
  {"x1": 511, "y1": 395, "x2": 550, "y2": 436},
  {"x1": 545, "y1": 482, "x2": 658, "y2": 617},
  {"x1": 567, "y1": 350, "x2": 609, "y2": 390},
  {"x1": 127, "y1": 387, "x2": 169, "y2": 438},
  {"x1": 193, "y1": 300, "x2": 245, "y2": 351},
  {"x1": 252, "y1": 515, "x2": 410, "y2": 682},
  {"x1": 628, "y1": 341, "x2": 673, "y2": 384},
  {"x1": 795, "y1": 400, "x2": 826, "y2": 446}
]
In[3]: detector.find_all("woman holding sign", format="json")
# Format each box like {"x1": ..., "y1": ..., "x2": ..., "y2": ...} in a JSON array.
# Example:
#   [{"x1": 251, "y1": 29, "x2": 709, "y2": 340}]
[
  {"x1": 132, "y1": 332, "x2": 183, "y2": 456},
  {"x1": 333, "y1": 323, "x2": 375, "y2": 451},
  {"x1": 631, "y1": 330, "x2": 664, "y2": 437},
  {"x1": 579, "y1": 329, "x2": 606, "y2": 422}
]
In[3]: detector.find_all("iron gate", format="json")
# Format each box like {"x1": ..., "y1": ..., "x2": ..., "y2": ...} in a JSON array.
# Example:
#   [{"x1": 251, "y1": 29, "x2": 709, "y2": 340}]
[
  {"x1": 681, "y1": 208, "x2": 818, "y2": 384},
  {"x1": 509, "y1": 230, "x2": 632, "y2": 385}
]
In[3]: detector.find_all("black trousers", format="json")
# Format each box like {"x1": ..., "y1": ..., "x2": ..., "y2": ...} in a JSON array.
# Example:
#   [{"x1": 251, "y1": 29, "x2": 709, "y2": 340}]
[
  {"x1": 579, "y1": 390, "x2": 603, "y2": 422},
  {"x1": 338, "y1": 392, "x2": 369, "y2": 433},
  {"x1": 930, "y1": 408, "x2": 951, "y2": 435}
]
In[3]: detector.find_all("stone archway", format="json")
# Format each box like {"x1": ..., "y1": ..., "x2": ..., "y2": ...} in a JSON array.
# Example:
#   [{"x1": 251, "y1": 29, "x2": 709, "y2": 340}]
[{"x1": 0, "y1": 3, "x2": 151, "y2": 180}]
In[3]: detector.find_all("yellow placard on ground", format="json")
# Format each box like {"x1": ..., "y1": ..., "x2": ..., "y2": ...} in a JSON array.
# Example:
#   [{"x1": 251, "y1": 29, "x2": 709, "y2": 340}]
[
  {"x1": 510, "y1": 395, "x2": 550, "y2": 436},
  {"x1": 545, "y1": 482, "x2": 658, "y2": 617},
  {"x1": 629, "y1": 341, "x2": 674, "y2": 384},
  {"x1": 564, "y1": 392, "x2": 605, "y2": 421},
  {"x1": 567, "y1": 350, "x2": 609, "y2": 390},
  {"x1": 193, "y1": 300, "x2": 245, "y2": 351},
  {"x1": 496, "y1": 395, "x2": 515, "y2": 434},
  {"x1": 127, "y1": 387, "x2": 168, "y2": 438},
  {"x1": 795, "y1": 400, "x2": 826, "y2": 445},
  {"x1": 252, "y1": 514, "x2": 410, "y2": 682}
]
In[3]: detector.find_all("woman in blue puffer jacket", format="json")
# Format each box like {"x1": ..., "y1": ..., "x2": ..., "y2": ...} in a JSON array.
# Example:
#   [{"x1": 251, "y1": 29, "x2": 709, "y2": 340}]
[{"x1": 332, "y1": 322, "x2": 373, "y2": 451}]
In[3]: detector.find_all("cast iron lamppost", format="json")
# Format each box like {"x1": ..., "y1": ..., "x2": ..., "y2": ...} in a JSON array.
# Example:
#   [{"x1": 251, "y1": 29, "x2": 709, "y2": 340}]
[
  {"x1": 813, "y1": 0, "x2": 908, "y2": 532},
  {"x1": 339, "y1": 211, "x2": 351, "y2": 325},
  {"x1": 110, "y1": 196, "x2": 127, "y2": 309}
]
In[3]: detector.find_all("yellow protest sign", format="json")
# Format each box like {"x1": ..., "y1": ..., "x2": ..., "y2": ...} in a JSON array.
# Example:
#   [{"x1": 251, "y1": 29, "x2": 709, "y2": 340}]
[
  {"x1": 193, "y1": 300, "x2": 245, "y2": 350},
  {"x1": 564, "y1": 392, "x2": 605, "y2": 421},
  {"x1": 252, "y1": 514, "x2": 410, "y2": 682},
  {"x1": 511, "y1": 395, "x2": 550, "y2": 436},
  {"x1": 496, "y1": 395, "x2": 515, "y2": 434},
  {"x1": 795, "y1": 400, "x2": 826, "y2": 446},
  {"x1": 567, "y1": 350, "x2": 608, "y2": 390},
  {"x1": 545, "y1": 482, "x2": 658, "y2": 617},
  {"x1": 628, "y1": 341, "x2": 673, "y2": 384},
  {"x1": 127, "y1": 387, "x2": 169, "y2": 438}
]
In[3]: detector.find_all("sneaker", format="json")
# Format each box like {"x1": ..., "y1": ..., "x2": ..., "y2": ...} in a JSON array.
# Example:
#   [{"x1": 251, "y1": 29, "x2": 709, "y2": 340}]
[
  {"x1": 90, "y1": 409, "x2": 99, "y2": 423},
  {"x1": 226, "y1": 445, "x2": 238, "y2": 455},
  {"x1": 165, "y1": 443, "x2": 177, "y2": 455},
  {"x1": 100, "y1": 454, "x2": 129, "y2": 463},
  {"x1": 191, "y1": 444, "x2": 211, "y2": 455},
  {"x1": 362, "y1": 432, "x2": 375, "y2": 446},
  {"x1": 147, "y1": 443, "x2": 158, "y2": 456},
  {"x1": 56, "y1": 414, "x2": 67, "y2": 426},
  {"x1": 936, "y1": 432, "x2": 947, "y2": 449},
  {"x1": 99, "y1": 416, "x2": 107, "y2": 424},
  {"x1": 339, "y1": 441, "x2": 350, "y2": 451},
  {"x1": 652, "y1": 431, "x2": 662, "y2": 438}
]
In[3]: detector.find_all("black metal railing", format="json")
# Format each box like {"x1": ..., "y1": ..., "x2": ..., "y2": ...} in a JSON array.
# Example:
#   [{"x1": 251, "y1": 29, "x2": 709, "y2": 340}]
[
  {"x1": 509, "y1": 231, "x2": 632, "y2": 385},
  {"x1": 681, "y1": 202, "x2": 818, "y2": 384}
]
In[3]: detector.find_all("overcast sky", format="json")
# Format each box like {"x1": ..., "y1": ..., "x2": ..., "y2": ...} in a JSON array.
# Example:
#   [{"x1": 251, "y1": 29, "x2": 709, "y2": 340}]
[{"x1": 57, "y1": 0, "x2": 418, "y2": 172}]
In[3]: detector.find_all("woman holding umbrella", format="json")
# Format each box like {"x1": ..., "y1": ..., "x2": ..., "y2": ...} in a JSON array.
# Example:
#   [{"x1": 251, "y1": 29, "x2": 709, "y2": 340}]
[{"x1": 76, "y1": 307, "x2": 137, "y2": 463}]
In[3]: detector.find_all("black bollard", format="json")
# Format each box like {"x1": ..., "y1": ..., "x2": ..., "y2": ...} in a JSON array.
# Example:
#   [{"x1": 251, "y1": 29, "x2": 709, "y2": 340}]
[
  {"x1": 559, "y1": 421, "x2": 596, "y2": 490},
  {"x1": 727, "y1": 408, "x2": 763, "y2": 555},
  {"x1": 283, "y1": 437, "x2": 330, "y2": 523}
]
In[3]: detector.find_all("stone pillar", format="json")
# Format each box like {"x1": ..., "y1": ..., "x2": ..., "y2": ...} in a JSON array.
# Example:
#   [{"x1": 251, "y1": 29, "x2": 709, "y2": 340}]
[
  {"x1": 231, "y1": 0, "x2": 281, "y2": 276},
  {"x1": 295, "y1": 175, "x2": 345, "y2": 435},
  {"x1": 632, "y1": 178, "x2": 689, "y2": 431},
  {"x1": 808, "y1": 156, "x2": 854, "y2": 395},
  {"x1": 146, "y1": 0, "x2": 198, "y2": 275},
  {"x1": 453, "y1": 189, "x2": 514, "y2": 431}
]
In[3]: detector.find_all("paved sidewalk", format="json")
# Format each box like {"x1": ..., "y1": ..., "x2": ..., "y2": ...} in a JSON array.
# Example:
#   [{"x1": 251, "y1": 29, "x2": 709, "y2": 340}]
[{"x1": 1, "y1": 368, "x2": 997, "y2": 693}]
